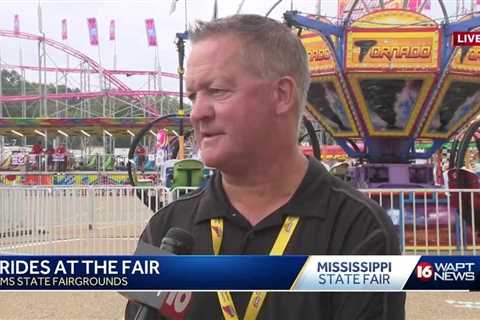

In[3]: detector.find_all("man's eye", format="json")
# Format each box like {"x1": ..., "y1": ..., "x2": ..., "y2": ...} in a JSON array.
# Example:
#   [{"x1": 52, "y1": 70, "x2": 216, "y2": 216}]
[{"x1": 210, "y1": 88, "x2": 228, "y2": 96}]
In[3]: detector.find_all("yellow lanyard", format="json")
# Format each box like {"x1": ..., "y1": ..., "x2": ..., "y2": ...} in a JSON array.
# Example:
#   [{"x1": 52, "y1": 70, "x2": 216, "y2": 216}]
[{"x1": 210, "y1": 216, "x2": 299, "y2": 320}]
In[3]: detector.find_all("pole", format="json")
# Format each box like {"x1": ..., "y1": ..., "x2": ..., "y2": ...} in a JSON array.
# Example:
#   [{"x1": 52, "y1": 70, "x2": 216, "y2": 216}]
[
  {"x1": 176, "y1": 33, "x2": 187, "y2": 160},
  {"x1": 55, "y1": 69, "x2": 59, "y2": 116},
  {"x1": 42, "y1": 39, "x2": 47, "y2": 116},
  {"x1": 97, "y1": 45, "x2": 103, "y2": 91},
  {"x1": 155, "y1": 46, "x2": 163, "y2": 115},
  {"x1": 38, "y1": 2, "x2": 48, "y2": 118},
  {"x1": 178, "y1": 6, "x2": 187, "y2": 158},
  {"x1": 236, "y1": 0, "x2": 246, "y2": 13},
  {"x1": 65, "y1": 40, "x2": 69, "y2": 118},
  {"x1": 0, "y1": 50, "x2": 3, "y2": 163},
  {"x1": 20, "y1": 48, "x2": 26, "y2": 118},
  {"x1": 44, "y1": 131, "x2": 48, "y2": 173},
  {"x1": 103, "y1": 131, "x2": 106, "y2": 172},
  {"x1": 0, "y1": 136, "x2": 4, "y2": 165},
  {"x1": 110, "y1": 35, "x2": 117, "y2": 117},
  {"x1": 184, "y1": 0, "x2": 188, "y2": 32},
  {"x1": 0, "y1": 48, "x2": 2, "y2": 119},
  {"x1": 113, "y1": 33, "x2": 117, "y2": 71},
  {"x1": 159, "y1": 64, "x2": 164, "y2": 116}
]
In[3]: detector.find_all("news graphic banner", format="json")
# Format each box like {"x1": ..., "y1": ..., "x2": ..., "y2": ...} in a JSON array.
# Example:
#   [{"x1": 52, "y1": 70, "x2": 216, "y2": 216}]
[{"x1": 0, "y1": 256, "x2": 479, "y2": 291}]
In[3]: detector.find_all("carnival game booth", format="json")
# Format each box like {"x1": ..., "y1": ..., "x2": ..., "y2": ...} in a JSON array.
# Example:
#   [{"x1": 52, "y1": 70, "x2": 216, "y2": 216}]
[
  {"x1": 286, "y1": 8, "x2": 480, "y2": 250},
  {"x1": 0, "y1": 117, "x2": 189, "y2": 186}
]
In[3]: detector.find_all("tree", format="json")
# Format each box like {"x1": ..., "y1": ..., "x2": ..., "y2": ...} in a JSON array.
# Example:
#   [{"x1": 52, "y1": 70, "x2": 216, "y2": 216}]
[{"x1": 1, "y1": 69, "x2": 187, "y2": 118}]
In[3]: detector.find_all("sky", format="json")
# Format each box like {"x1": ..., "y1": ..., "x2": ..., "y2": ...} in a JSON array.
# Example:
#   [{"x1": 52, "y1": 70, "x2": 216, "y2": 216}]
[
  {"x1": 0, "y1": 0, "x2": 465, "y2": 92},
  {"x1": 0, "y1": 0, "x2": 333, "y2": 91}
]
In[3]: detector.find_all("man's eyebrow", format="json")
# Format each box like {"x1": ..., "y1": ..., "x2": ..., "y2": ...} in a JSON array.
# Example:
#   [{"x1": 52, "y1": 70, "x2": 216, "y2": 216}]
[
  {"x1": 185, "y1": 75, "x2": 236, "y2": 92},
  {"x1": 216, "y1": 76, "x2": 235, "y2": 83}
]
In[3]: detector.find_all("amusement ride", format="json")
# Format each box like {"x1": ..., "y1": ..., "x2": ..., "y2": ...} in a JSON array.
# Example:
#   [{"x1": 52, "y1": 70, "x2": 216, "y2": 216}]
[
  {"x1": 1, "y1": 1, "x2": 480, "y2": 251},
  {"x1": 283, "y1": 0, "x2": 480, "y2": 249}
]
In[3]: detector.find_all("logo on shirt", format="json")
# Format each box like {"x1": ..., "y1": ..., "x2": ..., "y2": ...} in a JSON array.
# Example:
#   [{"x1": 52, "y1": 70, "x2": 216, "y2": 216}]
[
  {"x1": 252, "y1": 294, "x2": 261, "y2": 308},
  {"x1": 211, "y1": 225, "x2": 222, "y2": 237},
  {"x1": 222, "y1": 305, "x2": 237, "y2": 318}
]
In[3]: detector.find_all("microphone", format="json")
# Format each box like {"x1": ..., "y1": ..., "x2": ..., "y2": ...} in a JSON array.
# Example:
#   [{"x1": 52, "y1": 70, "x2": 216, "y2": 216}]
[
  {"x1": 122, "y1": 227, "x2": 195, "y2": 320},
  {"x1": 157, "y1": 228, "x2": 194, "y2": 255}
]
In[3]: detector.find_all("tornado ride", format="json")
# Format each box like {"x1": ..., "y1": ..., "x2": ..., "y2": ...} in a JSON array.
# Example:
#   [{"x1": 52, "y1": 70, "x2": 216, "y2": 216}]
[{"x1": 285, "y1": 5, "x2": 480, "y2": 250}]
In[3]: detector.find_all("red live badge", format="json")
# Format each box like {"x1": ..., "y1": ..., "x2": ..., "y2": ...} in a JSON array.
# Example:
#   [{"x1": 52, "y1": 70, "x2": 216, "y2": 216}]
[{"x1": 452, "y1": 32, "x2": 480, "y2": 46}]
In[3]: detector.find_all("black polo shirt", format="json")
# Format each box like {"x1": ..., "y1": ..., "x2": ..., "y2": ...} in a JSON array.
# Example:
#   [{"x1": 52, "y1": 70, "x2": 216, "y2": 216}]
[{"x1": 126, "y1": 157, "x2": 405, "y2": 320}]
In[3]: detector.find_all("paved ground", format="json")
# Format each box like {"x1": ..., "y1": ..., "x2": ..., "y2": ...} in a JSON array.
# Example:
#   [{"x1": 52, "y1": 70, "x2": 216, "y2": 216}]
[
  {"x1": 0, "y1": 291, "x2": 479, "y2": 319},
  {"x1": 406, "y1": 292, "x2": 480, "y2": 320},
  {"x1": 1, "y1": 192, "x2": 479, "y2": 319},
  {"x1": 0, "y1": 292, "x2": 125, "y2": 320}
]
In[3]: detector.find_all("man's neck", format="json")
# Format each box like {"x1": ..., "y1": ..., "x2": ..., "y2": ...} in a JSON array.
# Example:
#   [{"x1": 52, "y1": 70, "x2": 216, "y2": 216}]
[{"x1": 221, "y1": 153, "x2": 309, "y2": 226}]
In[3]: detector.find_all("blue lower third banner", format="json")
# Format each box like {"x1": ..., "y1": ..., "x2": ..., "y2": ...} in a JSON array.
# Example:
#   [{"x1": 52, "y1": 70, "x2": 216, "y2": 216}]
[{"x1": 0, "y1": 255, "x2": 480, "y2": 290}]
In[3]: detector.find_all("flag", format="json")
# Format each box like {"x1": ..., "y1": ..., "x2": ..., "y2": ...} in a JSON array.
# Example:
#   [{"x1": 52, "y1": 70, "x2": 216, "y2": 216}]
[
  {"x1": 408, "y1": 0, "x2": 420, "y2": 11},
  {"x1": 61, "y1": 19, "x2": 68, "y2": 40},
  {"x1": 156, "y1": 129, "x2": 169, "y2": 166},
  {"x1": 423, "y1": 0, "x2": 431, "y2": 10},
  {"x1": 87, "y1": 17, "x2": 99, "y2": 46},
  {"x1": 109, "y1": 19, "x2": 115, "y2": 41},
  {"x1": 156, "y1": 129, "x2": 169, "y2": 149},
  {"x1": 145, "y1": 19, "x2": 157, "y2": 47},
  {"x1": 337, "y1": 0, "x2": 347, "y2": 20},
  {"x1": 169, "y1": 0, "x2": 179, "y2": 14},
  {"x1": 14, "y1": 14, "x2": 20, "y2": 34}
]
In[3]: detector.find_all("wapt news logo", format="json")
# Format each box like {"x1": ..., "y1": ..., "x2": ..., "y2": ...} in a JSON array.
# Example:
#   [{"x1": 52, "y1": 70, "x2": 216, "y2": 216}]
[{"x1": 416, "y1": 261, "x2": 475, "y2": 282}]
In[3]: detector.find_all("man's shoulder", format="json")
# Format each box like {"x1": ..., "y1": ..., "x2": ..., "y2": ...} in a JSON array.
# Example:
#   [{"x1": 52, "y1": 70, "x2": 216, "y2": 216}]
[
  {"x1": 298, "y1": 158, "x2": 387, "y2": 224},
  {"x1": 328, "y1": 175, "x2": 384, "y2": 215},
  {"x1": 306, "y1": 164, "x2": 382, "y2": 218},
  {"x1": 321, "y1": 175, "x2": 400, "y2": 254}
]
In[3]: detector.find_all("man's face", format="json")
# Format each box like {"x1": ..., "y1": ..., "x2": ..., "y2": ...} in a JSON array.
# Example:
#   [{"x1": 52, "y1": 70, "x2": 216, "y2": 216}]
[{"x1": 186, "y1": 36, "x2": 275, "y2": 170}]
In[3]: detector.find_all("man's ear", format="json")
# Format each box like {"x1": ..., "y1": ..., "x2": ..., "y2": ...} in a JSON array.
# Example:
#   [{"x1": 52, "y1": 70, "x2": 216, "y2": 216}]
[{"x1": 273, "y1": 76, "x2": 297, "y2": 115}]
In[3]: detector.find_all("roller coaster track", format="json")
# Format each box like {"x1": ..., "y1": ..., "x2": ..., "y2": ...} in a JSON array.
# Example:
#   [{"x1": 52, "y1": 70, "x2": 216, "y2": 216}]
[
  {"x1": 0, "y1": 30, "x2": 180, "y2": 116},
  {"x1": 0, "y1": 63, "x2": 179, "y2": 78},
  {"x1": 0, "y1": 90, "x2": 182, "y2": 103}
]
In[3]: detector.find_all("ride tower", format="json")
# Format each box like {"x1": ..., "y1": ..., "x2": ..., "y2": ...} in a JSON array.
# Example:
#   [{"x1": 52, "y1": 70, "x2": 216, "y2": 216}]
[{"x1": 286, "y1": 7, "x2": 480, "y2": 188}]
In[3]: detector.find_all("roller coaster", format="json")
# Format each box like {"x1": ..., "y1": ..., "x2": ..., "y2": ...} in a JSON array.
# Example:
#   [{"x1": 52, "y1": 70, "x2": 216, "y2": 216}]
[{"x1": 0, "y1": 27, "x2": 188, "y2": 181}]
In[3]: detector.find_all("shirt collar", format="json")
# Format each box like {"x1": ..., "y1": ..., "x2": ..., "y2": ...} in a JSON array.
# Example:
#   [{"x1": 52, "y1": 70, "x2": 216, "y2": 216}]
[
  {"x1": 194, "y1": 171, "x2": 235, "y2": 224},
  {"x1": 194, "y1": 156, "x2": 331, "y2": 224}
]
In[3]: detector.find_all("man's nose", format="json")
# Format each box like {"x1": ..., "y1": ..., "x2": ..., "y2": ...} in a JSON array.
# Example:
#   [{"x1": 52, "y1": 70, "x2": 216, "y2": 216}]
[{"x1": 190, "y1": 93, "x2": 214, "y2": 122}]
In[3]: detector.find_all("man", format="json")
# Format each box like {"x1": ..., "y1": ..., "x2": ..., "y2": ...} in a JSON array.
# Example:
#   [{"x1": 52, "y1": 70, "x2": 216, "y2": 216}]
[
  {"x1": 55, "y1": 144, "x2": 67, "y2": 172},
  {"x1": 31, "y1": 141, "x2": 43, "y2": 155},
  {"x1": 126, "y1": 14, "x2": 404, "y2": 319},
  {"x1": 30, "y1": 141, "x2": 43, "y2": 171},
  {"x1": 136, "y1": 144, "x2": 147, "y2": 174},
  {"x1": 46, "y1": 145, "x2": 55, "y2": 171}
]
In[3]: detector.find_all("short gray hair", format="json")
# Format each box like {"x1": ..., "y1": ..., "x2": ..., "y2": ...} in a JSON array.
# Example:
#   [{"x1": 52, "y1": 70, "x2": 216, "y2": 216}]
[{"x1": 189, "y1": 14, "x2": 310, "y2": 119}]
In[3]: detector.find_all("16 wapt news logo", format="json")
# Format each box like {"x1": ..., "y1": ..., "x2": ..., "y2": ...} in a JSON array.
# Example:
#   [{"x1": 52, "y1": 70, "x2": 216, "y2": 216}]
[{"x1": 416, "y1": 261, "x2": 475, "y2": 282}]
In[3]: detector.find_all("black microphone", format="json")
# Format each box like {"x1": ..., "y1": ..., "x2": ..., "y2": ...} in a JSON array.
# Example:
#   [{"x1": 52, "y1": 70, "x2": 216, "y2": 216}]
[
  {"x1": 122, "y1": 228, "x2": 194, "y2": 320},
  {"x1": 158, "y1": 228, "x2": 194, "y2": 255}
]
